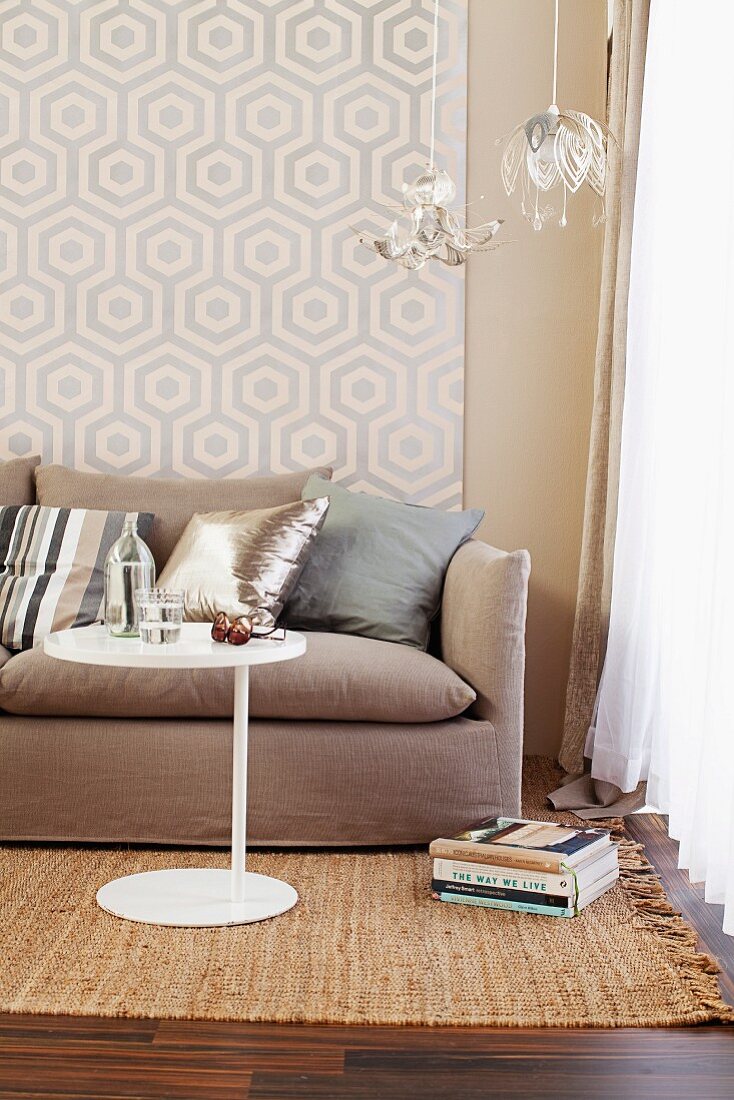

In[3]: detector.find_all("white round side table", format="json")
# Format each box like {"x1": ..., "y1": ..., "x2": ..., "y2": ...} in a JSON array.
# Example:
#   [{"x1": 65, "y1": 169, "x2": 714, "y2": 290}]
[{"x1": 43, "y1": 623, "x2": 306, "y2": 928}]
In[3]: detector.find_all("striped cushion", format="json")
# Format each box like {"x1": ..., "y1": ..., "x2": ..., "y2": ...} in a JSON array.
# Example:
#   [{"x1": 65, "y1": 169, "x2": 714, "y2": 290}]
[{"x1": 0, "y1": 506, "x2": 154, "y2": 651}]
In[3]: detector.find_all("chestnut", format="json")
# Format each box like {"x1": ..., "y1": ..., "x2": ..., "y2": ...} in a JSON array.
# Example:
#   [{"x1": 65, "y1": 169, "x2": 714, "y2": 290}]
[
  {"x1": 227, "y1": 617, "x2": 253, "y2": 646},
  {"x1": 211, "y1": 612, "x2": 230, "y2": 643}
]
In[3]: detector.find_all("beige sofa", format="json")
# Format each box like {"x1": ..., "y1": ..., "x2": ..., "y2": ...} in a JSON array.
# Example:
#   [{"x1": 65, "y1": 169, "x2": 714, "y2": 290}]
[{"x1": 0, "y1": 456, "x2": 530, "y2": 846}]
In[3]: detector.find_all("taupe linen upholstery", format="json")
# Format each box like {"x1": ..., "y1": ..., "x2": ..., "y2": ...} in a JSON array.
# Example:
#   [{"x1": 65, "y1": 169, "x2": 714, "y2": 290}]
[
  {"x1": 0, "y1": 455, "x2": 40, "y2": 505},
  {"x1": 35, "y1": 464, "x2": 332, "y2": 570},
  {"x1": 0, "y1": 537, "x2": 529, "y2": 845},
  {"x1": 0, "y1": 632, "x2": 476, "y2": 723},
  {"x1": 441, "y1": 541, "x2": 531, "y2": 816},
  {"x1": 0, "y1": 715, "x2": 505, "y2": 846}
]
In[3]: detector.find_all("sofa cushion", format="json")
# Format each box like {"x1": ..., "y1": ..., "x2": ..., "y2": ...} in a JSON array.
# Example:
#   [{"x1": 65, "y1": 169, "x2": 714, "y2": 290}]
[
  {"x1": 0, "y1": 505, "x2": 154, "y2": 651},
  {"x1": 158, "y1": 498, "x2": 329, "y2": 622},
  {"x1": 0, "y1": 631, "x2": 476, "y2": 723},
  {"x1": 285, "y1": 475, "x2": 483, "y2": 650},
  {"x1": 0, "y1": 455, "x2": 40, "y2": 505},
  {"x1": 35, "y1": 464, "x2": 332, "y2": 571}
]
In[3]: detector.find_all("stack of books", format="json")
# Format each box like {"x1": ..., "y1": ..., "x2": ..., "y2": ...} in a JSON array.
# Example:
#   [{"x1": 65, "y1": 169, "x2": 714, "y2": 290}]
[{"x1": 429, "y1": 816, "x2": 618, "y2": 918}]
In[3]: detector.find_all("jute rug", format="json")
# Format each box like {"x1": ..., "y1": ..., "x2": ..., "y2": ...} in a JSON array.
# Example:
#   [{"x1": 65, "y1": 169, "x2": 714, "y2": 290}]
[{"x1": 1, "y1": 757, "x2": 731, "y2": 1028}]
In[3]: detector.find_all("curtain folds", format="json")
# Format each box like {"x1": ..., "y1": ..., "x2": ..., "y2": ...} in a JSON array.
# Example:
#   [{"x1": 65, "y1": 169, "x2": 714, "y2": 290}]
[
  {"x1": 581, "y1": 0, "x2": 734, "y2": 934},
  {"x1": 552, "y1": 0, "x2": 650, "y2": 813}
]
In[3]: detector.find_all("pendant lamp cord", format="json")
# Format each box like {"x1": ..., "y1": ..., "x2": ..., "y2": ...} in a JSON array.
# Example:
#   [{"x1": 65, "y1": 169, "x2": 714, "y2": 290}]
[
  {"x1": 552, "y1": 0, "x2": 559, "y2": 105},
  {"x1": 429, "y1": 0, "x2": 439, "y2": 168}
]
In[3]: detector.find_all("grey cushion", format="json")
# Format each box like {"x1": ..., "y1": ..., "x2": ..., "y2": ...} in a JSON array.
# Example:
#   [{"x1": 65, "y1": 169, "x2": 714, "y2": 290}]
[
  {"x1": 35, "y1": 464, "x2": 332, "y2": 572},
  {"x1": 0, "y1": 631, "x2": 476, "y2": 723},
  {"x1": 0, "y1": 455, "x2": 40, "y2": 505},
  {"x1": 285, "y1": 476, "x2": 483, "y2": 649}
]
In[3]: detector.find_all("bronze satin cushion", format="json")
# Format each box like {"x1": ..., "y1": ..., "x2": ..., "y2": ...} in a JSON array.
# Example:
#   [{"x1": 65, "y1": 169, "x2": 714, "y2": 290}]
[{"x1": 157, "y1": 497, "x2": 329, "y2": 622}]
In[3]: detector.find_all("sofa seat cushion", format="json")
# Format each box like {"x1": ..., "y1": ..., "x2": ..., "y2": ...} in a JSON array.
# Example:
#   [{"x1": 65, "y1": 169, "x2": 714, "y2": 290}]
[{"x1": 0, "y1": 632, "x2": 476, "y2": 723}]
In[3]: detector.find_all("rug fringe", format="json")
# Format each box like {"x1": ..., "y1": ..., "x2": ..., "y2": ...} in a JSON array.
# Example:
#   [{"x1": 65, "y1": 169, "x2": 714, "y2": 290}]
[{"x1": 596, "y1": 822, "x2": 734, "y2": 1023}]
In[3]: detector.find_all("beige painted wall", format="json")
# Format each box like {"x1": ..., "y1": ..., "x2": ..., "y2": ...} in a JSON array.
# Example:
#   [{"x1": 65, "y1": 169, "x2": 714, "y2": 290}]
[{"x1": 464, "y1": 0, "x2": 608, "y2": 755}]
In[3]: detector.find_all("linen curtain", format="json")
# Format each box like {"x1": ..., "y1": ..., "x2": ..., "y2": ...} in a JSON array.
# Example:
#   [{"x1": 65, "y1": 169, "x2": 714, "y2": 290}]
[
  {"x1": 552, "y1": 0, "x2": 650, "y2": 815},
  {"x1": 582, "y1": 0, "x2": 734, "y2": 935}
]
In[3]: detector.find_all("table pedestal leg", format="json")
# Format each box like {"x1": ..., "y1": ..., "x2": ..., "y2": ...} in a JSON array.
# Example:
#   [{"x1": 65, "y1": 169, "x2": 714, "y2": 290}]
[
  {"x1": 231, "y1": 665, "x2": 249, "y2": 903},
  {"x1": 94, "y1": 660, "x2": 298, "y2": 926}
]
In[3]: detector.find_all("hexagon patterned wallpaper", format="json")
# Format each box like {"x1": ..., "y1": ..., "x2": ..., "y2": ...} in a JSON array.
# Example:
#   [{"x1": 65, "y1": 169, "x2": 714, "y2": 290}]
[{"x1": 0, "y1": 0, "x2": 467, "y2": 507}]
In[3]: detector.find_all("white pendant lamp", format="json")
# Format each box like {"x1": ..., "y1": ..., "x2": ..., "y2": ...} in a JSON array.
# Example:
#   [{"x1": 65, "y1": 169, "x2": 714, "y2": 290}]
[
  {"x1": 357, "y1": 0, "x2": 503, "y2": 270},
  {"x1": 498, "y1": 0, "x2": 613, "y2": 230}
]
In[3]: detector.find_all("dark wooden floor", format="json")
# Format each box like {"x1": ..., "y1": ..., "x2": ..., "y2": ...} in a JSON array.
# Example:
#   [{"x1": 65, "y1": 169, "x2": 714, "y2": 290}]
[
  {"x1": 1, "y1": 815, "x2": 732, "y2": 1100},
  {"x1": 624, "y1": 814, "x2": 734, "y2": 1008}
]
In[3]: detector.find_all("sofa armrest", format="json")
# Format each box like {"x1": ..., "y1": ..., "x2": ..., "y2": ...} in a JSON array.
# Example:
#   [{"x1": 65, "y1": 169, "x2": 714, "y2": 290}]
[{"x1": 441, "y1": 540, "x2": 530, "y2": 808}]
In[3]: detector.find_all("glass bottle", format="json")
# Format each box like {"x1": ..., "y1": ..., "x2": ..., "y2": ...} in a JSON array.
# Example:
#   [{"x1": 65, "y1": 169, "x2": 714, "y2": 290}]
[{"x1": 104, "y1": 517, "x2": 155, "y2": 637}]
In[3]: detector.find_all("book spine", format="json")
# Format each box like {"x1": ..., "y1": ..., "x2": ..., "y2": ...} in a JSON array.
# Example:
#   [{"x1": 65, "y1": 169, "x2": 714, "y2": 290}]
[
  {"x1": 431, "y1": 879, "x2": 571, "y2": 908},
  {"x1": 433, "y1": 858, "x2": 576, "y2": 896},
  {"x1": 433, "y1": 891, "x2": 575, "y2": 918},
  {"x1": 431, "y1": 880, "x2": 572, "y2": 906},
  {"x1": 429, "y1": 840, "x2": 562, "y2": 871}
]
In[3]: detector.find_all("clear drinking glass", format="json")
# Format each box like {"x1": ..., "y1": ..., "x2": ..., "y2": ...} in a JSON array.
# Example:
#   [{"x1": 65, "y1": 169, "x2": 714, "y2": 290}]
[{"x1": 136, "y1": 589, "x2": 184, "y2": 645}]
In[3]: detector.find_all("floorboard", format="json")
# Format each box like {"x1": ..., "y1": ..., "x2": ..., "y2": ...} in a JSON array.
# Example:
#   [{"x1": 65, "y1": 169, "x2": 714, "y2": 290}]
[
  {"x1": 625, "y1": 814, "x2": 734, "y2": 1007},
  {"x1": 1, "y1": 814, "x2": 732, "y2": 1100}
]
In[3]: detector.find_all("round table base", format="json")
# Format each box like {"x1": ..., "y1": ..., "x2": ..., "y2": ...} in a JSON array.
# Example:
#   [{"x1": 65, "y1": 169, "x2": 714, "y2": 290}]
[{"x1": 96, "y1": 868, "x2": 298, "y2": 927}]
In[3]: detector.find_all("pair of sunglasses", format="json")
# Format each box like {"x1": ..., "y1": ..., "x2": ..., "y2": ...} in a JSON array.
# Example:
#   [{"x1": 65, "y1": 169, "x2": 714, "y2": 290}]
[{"x1": 211, "y1": 607, "x2": 281, "y2": 647}]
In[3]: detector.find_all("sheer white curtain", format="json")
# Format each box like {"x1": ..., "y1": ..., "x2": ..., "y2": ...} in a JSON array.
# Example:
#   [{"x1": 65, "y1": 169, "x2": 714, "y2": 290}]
[{"x1": 588, "y1": 0, "x2": 734, "y2": 934}]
